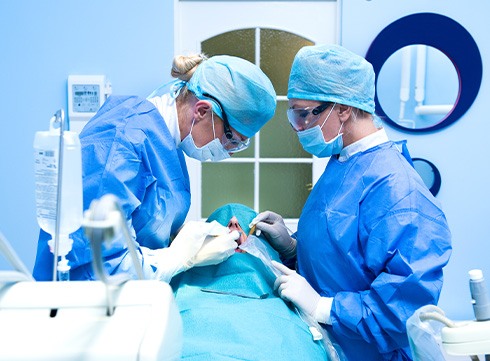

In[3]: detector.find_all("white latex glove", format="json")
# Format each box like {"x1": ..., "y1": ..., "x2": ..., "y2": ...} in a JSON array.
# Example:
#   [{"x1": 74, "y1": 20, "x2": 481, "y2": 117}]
[
  {"x1": 144, "y1": 221, "x2": 238, "y2": 282},
  {"x1": 272, "y1": 260, "x2": 333, "y2": 324},
  {"x1": 189, "y1": 230, "x2": 239, "y2": 267},
  {"x1": 250, "y1": 211, "x2": 297, "y2": 259}
]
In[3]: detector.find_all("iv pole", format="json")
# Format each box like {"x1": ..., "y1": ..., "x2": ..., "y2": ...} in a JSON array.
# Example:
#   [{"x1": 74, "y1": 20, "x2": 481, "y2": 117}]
[{"x1": 51, "y1": 109, "x2": 65, "y2": 282}]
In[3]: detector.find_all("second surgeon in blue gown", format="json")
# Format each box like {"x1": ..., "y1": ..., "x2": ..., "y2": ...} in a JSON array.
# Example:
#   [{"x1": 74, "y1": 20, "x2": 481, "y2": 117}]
[
  {"x1": 252, "y1": 44, "x2": 452, "y2": 360},
  {"x1": 33, "y1": 53, "x2": 276, "y2": 281}
]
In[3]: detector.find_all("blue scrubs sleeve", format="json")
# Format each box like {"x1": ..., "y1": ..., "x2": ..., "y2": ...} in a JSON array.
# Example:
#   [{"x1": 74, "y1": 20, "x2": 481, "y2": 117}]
[{"x1": 330, "y1": 207, "x2": 452, "y2": 354}]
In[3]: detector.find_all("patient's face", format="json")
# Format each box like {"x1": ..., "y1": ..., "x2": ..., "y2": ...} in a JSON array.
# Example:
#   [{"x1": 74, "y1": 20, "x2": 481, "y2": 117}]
[{"x1": 227, "y1": 216, "x2": 248, "y2": 249}]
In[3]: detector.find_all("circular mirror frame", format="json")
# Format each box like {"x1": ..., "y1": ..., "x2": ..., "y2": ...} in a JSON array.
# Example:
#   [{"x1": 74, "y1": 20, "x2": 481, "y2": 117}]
[{"x1": 365, "y1": 13, "x2": 482, "y2": 133}]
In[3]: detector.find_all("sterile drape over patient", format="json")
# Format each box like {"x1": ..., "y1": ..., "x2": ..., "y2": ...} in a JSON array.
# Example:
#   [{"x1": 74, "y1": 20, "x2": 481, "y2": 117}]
[{"x1": 170, "y1": 203, "x2": 334, "y2": 361}]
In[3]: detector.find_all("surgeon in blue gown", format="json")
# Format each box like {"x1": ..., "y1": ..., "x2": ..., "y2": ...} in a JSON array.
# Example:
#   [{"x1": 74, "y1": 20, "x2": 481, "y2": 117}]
[
  {"x1": 33, "y1": 53, "x2": 276, "y2": 281},
  {"x1": 251, "y1": 44, "x2": 452, "y2": 360}
]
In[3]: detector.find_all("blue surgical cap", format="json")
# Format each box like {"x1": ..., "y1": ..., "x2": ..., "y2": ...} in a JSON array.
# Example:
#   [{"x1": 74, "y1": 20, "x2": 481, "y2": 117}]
[
  {"x1": 207, "y1": 203, "x2": 257, "y2": 236},
  {"x1": 288, "y1": 44, "x2": 376, "y2": 114},
  {"x1": 187, "y1": 55, "x2": 277, "y2": 138}
]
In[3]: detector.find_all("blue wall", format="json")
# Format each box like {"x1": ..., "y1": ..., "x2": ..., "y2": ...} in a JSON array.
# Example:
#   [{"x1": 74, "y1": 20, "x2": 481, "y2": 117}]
[
  {"x1": 0, "y1": 0, "x2": 174, "y2": 271},
  {"x1": 340, "y1": 0, "x2": 490, "y2": 320}
]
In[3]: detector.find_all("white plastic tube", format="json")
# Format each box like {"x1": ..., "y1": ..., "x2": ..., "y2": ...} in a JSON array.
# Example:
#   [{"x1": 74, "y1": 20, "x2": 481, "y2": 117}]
[
  {"x1": 415, "y1": 45, "x2": 427, "y2": 105},
  {"x1": 414, "y1": 104, "x2": 453, "y2": 115},
  {"x1": 399, "y1": 47, "x2": 412, "y2": 121}
]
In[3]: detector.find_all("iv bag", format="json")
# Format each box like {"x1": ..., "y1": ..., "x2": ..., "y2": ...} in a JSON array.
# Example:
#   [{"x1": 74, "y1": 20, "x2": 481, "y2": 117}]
[{"x1": 33, "y1": 114, "x2": 83, "y2": 255}]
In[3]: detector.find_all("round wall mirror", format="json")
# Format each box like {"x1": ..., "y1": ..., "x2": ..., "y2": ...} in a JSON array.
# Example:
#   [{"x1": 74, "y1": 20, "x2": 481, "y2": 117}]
[
  {"x1": 366, "y1": 13, "x2": 482, "y2": 133},
  {"x1": 412, "y1": 158, "x2": 441, "y2": 197},
  {"x1": 377, "y1": 45, "x2": 458, "y2": 130}
]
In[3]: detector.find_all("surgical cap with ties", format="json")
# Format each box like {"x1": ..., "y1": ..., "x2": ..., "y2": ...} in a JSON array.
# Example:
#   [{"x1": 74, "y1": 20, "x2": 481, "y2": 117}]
[
  {"x1": 187, "y1": 55, "x2": 277, "y2": 138},
  {"x1": 288, "y1": 44, "x2": 376, "y2": 114}
]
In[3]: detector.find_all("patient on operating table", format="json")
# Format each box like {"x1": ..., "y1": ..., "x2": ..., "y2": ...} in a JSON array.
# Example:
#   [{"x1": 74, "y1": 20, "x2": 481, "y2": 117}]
[{"x1": 169, "y1": 203, "x2": 342, "y2": 361}]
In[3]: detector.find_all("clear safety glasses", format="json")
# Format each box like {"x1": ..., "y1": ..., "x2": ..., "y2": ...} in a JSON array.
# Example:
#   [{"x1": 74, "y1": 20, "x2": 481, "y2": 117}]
[
  {"x1": 287, "y1": 102, "x2": 332, "y2": 131},
  {"x1": 203, "y1": 93, "x2": 250, "y2": 153}
]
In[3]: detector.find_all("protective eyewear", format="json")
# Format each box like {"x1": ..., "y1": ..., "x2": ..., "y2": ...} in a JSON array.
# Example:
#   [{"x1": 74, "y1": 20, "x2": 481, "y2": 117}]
[
  {"x1": 203, "y1": 93, "x2": 251, "y2": 153},
  {"x1": 287, "y1": 103, "x2": 332, "y2": 131}
]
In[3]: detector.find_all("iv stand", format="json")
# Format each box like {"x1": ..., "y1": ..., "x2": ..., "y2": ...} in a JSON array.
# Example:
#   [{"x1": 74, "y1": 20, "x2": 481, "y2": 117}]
[{"x1": 51, "y1": 109, "x2": 65, "y2": 282}]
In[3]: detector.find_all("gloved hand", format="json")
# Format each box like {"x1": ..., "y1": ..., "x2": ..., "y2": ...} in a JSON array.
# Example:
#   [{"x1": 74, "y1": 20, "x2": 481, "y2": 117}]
[
  {"x1": 189, "y1": 230, "x2": 239, "y2": 268},
  {"x1": 272, "y1": 260, "x2": 320, "y2": 316},
  {"x1": 272, "y1": 260, "x2": 333, "y2": 325},
  {"x1": 144, "y1": 221, "x2": 239, "y2": 282},
  {"x1": 250, "y1": 211, "x2": 297, "y2": 259}
]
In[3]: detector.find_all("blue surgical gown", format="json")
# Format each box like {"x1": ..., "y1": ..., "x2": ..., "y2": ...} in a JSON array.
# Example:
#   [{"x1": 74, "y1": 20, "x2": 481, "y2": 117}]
[
  {"x1": 33, "y1": 96, "x2": 191, "y2": 280},
  {"x1": 296, "y1": 141, "x2": 452, "y2": 361}
]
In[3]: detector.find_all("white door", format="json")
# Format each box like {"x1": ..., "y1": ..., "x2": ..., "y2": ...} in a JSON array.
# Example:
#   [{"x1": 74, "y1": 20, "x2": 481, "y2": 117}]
[{"x1": 175, "y1": 0, "x2": 338, "y2": 231}]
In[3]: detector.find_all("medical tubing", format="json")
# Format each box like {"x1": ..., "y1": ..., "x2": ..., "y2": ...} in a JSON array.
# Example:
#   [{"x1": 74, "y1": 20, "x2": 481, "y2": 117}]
[
  {"x1": 85, "y1": 194, "x2": 145, "y2": 283},
  {"x1": 116, "y1": 202, "x2": 144, "y2": 281},
  {"x1": 469, "y1": 269, "x2": 490, "y2": 321},
  {"x1": 52, "y1": 109, "x2": 65, "y2": 282},
  {"x1": 0, "y1": 231, "x2": 34, "y2": 281},
  {"x1": 296, "y1": 308, "x2": 346, "y2": 361},
  {"x1": 84, "y1": 195, "x2": 147, "y2": 316},
  {"x1": 419, "y1": 309, "x2": 483, "y2": 361},
  {"x1": 419, "y1": 311, "x2": 457, "y2": 328},
  {"x1": 238, "y1": 236, "x2": 282, "y2": 277}
]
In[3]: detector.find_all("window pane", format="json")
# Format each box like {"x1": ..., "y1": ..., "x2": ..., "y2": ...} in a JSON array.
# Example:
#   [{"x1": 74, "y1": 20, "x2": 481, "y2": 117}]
[
  {"x1": 260, "y1": 100, "x2": 310, "y2": 158},
  {"x1": 260, "y1": 29, "x2": 314, "y2": 95},
  {"x1": 202, "y1": 29, "x2": 255, "y2": 62},
  {"x1": 202, "y1": 163, "x2": 254, "y2": 218},
  {"x1": 259, "y1": 163, "x2": 311, "y2": 218},
  {"x1": 201, "y1": 28, "x2": 316, "y2": 220}
]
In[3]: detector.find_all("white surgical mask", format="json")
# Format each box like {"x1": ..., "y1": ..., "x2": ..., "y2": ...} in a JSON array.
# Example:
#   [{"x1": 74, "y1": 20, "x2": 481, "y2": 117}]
[
  {"x1": 179, "y1": 113, "x2": 230, "y2": 162},
  {"x1": 297, "y1": 104, "x2": 344, "y2": 158}
]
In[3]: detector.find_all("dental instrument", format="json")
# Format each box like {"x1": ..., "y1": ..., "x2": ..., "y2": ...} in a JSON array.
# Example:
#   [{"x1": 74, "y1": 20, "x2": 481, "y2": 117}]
[
  {"x1": 201, "y1": 288, "x2": 269, "y2": 299},
  {"x1": 248, "y1": 218, "x2": 294, "y2": 237}
]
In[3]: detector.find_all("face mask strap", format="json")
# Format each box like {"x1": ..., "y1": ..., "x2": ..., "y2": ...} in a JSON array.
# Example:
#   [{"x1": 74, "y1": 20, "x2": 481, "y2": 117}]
[
  {"x1": 319, "y1": 103, "x2": 336, "y2": 130},
  {"x1": 353, "y1": 109, "x2": 358, "y2": 122},
  {"x1": 189, "y1": 118, "x2": 196, "y2": 134},
  {"x1": 338, "y1": 106, "x2": 356, "y2": 136},
  {"x1": 338, "y1": 120, "x2": 344, "y2": 136},
  {"x1": 211, "y1": 111, "x2": 217, "y2": 140}
]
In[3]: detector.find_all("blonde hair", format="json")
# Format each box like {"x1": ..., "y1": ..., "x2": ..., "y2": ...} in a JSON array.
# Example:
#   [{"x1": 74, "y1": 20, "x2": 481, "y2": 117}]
[{"x1": 171, "y1": 53, "x2": 208, "y2": 82}]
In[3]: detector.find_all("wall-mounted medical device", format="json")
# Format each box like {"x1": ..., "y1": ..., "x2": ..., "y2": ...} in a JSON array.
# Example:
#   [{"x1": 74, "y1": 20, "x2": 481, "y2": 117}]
[{"x1": 67, "y1": 75, "x2": 112, "y2": 133}]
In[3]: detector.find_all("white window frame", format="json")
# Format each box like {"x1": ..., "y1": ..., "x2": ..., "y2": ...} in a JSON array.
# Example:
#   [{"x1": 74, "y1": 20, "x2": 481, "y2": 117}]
[{"x1": 174, "y1": 0, "x2": 339, "y2": 230}]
